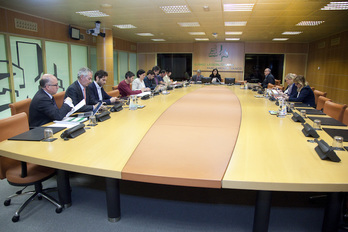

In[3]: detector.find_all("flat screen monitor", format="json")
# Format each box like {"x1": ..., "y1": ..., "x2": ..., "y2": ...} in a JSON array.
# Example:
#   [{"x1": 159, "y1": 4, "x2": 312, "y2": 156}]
[
  {"x1": 225, "y1": 78, "x2": 235, "y2": 85},
  {"x1": 201, "y1": 77, "x2": 211, "y2": 84}
]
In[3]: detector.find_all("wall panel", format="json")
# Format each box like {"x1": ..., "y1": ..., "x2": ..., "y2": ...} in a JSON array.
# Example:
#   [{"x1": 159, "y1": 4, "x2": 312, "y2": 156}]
[{"x1": 307, "y1": 31, "x2": 348, "y2": 105}]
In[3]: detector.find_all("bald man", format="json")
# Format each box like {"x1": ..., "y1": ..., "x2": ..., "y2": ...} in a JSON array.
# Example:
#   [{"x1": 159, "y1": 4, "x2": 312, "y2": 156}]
[
  {"x1": 29, "y1": 74, "x2": 73, "y2": 127},
  {"x1": 260, "y1": 68, "x2": 275, "y2": 88}
]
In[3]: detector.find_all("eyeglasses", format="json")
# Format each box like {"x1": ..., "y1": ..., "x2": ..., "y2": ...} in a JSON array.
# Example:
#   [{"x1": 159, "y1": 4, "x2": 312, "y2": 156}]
[{"x1": 49, "y1": 84, "x2": 59, "y2": 87}]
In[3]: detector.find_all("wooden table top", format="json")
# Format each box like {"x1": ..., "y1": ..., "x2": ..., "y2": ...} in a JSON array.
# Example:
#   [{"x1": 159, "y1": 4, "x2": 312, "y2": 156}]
[
  {"x1": 122, "y1": 86, "x2": 241, "y2": 188},
  {"x1": 222, "y1": 87, "x2": 348, "y2": 192},
  {"x1": 1, "y1": 85, "x2": 348, "y2": 192}
]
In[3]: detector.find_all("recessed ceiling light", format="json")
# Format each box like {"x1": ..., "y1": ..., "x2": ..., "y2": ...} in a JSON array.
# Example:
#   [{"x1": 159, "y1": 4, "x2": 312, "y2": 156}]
[
  {"x1": 76, "y1": 10, "x2": 109, "y2": 17},
  {"x1": 282, "y1": 31, "x2": 302, "y2": 35},
  {"x1": 195, "y1": 38, "x2": 209, "y2": 41},
  {"x1": 136, "y1": 33, "x2": 154, "y2": 36},
  {"x1": 113, "y1": 24, "x2": 137, "y2": 29},
  {"x1": 178, "y1": 22, "x2": 200, "y2": 27},
  {"x1": 189, "y1": 32, "x2": 206, "y2": 35},
  {"x1": 296, "y1": 21, "x2": 325, "y2": 26},
  {"x1": 225, "y1": 31, "x2": 243, "y2": 35},
  {"x1": 321, "y1": 2, "x2": 348, "y2": 10},
  {"x1": 152, "y1": 39, "x2": 166, "y2": 41},
  {"x1": 272, "y1": 38, "x2": 289, "y2": 41},
  {"x1": 223, "y1": 4, "x2": 254, "y2": 11},
  {"x1": 100, "y1": 3, "x2": 112, "y2": 8},
  {"x1": 160, "y1": 5, "x2": 191, "y2": 13},
  {"x1": 225, "y1": 38, "x2": 240, "y2": 41},
  {"x1": 225, "y1": 21, "x2": 247, "y2": 26}
]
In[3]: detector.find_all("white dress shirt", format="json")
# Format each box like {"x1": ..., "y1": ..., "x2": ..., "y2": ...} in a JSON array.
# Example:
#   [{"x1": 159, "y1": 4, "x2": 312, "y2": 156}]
[{"x1": 132, "y1": 78, "x2": 145, "y2": 90}]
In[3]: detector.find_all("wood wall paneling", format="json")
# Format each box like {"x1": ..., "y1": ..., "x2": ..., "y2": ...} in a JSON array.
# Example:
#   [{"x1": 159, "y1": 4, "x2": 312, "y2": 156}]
[
  {"x1": 283, "y1": 54, "x2": 307, "y2": 85},
  {"x1": 137, "y1": 43, "x2": 193, "y2": 53},
  {"x1": 306, "y1": 31, "x2": 348, "y2": 105},
  {"x1": 114, "y1": 37, "x2": 137, "y2": 53},
  {"x1": 0, "y1": 8, "x2": 7, "y2": 32},
  {"x1": 193, "y1": 42, "x2": 245, "y2": 81},
  {"x1": 245, "y1": 42, "x2": 308, "y2": 54},
  {"x1": 137, "y1": 54, "x2": 156, "y2": 72}
]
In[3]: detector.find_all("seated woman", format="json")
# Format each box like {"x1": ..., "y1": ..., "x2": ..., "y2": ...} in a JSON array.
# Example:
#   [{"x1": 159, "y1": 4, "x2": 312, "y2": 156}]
[
  {"x1": 283, "y1": 73, "x2": 297, "y2": 98},
  {"x1": 132, "y1": 69, "x2": 150, "y2": 92},
  {"x1": 285, "y1": 75, "x2": 315, "y2": 107},
  {"x1": 209, "y1": 68, "x2": 221, "y2": 83}
]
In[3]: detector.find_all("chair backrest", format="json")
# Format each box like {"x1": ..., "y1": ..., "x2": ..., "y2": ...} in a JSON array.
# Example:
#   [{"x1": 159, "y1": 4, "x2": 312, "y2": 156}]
[
  {"x1": 316, "y1": 96, "x2": 331, "y2": 111},
  {"x1": 107, "y1": 90, "x2": 120, "y2": 98},
  {"x1": 323, "y1": 101, "x2": 347, "y2": 122},
  {"x1": 267, "y1": 83, "x2": 274, "y2": 89},
  {"x1": 112, "y1": 85, "x2": 118, "y2": 90},
  {"x1": 343, "y1": 108, "x2": 348, "y2": 126},
  {"x1": 0, "y1": 112, "x2": 29, "y2": 179},
  {"x1": 8, "y1": 98, "x2": 32, "y2": 118},
  {"x1": 53, "y1": 91, "x2": 65, "y2": 109},
  {"x1": 313, "y1": 90, "x2": 327, "y2": 106},
  {"x1": 275, "y1": 79, "x2": 281, "y2": 85}
]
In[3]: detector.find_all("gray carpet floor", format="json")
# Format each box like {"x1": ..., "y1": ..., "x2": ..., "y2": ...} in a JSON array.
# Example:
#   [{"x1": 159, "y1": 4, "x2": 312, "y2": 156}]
[{"x1": 0, "y1": 173, "x2": 344, "y2": 231}]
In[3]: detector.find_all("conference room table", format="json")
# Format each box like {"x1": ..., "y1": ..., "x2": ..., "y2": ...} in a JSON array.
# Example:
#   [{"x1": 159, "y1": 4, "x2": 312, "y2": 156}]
[{"x1": 1, "y1": 84, "x2": 348, "y2": 232}]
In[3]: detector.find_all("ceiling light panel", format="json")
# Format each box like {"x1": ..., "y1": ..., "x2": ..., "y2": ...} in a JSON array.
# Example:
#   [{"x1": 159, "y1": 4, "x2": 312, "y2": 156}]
[
  {"x1": 224, "y1": 4, "x2": 254, "y2": 12},
  {"x1": 178, "y1": 22, "x2": 200, "y2": 27},
  {"x1": 321, "y1": 2, "x2": 348, "y2": 10},
  {"x1": 225, "y1": 21, "x2": 247, "y2": 26},
  {"x1": 136, "y1": 33, "x2": 154, "y2": 36},
  {"x1": 114, "y1": 24, "x2": 137, "y2": 29},
  {"x1": 296, "y1": 21, "x2": 325, "y2": 26},
  {"x1": 152, "y1": 39, "x2": 166, "y2": 41},
  {"x1": 225, "y1": 32, "x2": 243, "y2": 35},
  {"x1": 272, "y1": 38, "x2": 289, "y2": 41},
  {"x1": 282, "y1": 31, "x2": 302, "y2": 35},
  {"x1": 195, "y1": 38, "x2": 209, "y2": 41},
  {"x1": 225, "y1": 38, "x2": 240, "y2": 41},
  {"x1": 189, "y1": 32, "x2": 206, "y2": 35},
  {"x1": 76, "y1": 10, "x2": 109, "y2": 17},
  {"x1": 160, "y1": 5, "x2": 191, "y2": 14}
]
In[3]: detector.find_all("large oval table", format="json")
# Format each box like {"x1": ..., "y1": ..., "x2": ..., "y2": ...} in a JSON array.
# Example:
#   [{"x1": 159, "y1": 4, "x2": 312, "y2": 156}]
[{"x1": 1, "y1": 85, "x2": 347, "y2": 231}]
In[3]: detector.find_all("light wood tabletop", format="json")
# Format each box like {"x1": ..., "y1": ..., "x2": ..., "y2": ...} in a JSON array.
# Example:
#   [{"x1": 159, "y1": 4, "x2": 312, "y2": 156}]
[
  {"x1": 222, "y1": 87, "x2": 348, "y2": 192},
  {"x1": 0, "y1": 85, "x2": 202, "y2": 179}
]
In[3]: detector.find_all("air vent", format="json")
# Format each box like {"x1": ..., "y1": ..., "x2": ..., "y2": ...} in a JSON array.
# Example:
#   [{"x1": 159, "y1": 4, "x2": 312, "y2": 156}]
[
  {"x1": 318, "y1": 42, "x2": 325, "y2": 49},
  {"x1": 15, "y1": 18, "x2": 38, "y2": 32},
  {"x1": 331, "y1": 37, "x2": 340, "y2": 46}
]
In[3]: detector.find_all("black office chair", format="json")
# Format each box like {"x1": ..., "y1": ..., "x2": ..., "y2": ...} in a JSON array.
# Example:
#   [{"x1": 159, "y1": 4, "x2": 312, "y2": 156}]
[{"x1": 0, "y1": 112, "x2": 63, "y2": 222}]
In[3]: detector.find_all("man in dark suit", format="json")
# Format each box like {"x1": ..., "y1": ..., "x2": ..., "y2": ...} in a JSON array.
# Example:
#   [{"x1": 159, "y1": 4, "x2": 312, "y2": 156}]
[
  {"x1": 65, "y1": 67, "x2": 106, "y2": 112},
  {"x1": 29, "y1": 74, "x2": 73, "y2": 127},
  {"x1": 88, "y1": 70, "x2": 118, "y2": 105},
  {"x1": 260, "y1": 68, "x2": 275, "y2": 88}
]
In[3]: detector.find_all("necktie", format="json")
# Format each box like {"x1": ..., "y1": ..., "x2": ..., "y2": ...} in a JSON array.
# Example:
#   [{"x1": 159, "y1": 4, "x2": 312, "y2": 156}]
[
  {"x1": 52, "y1": 98, "x2": 58, "y2": 109},
  {"x1": 83, "y1": 88, "x2": 86, "y2": 100}
]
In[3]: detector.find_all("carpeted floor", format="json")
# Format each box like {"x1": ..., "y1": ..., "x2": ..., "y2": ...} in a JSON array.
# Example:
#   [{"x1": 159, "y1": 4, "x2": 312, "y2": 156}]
[{"x1": 0, "y1": 173, "x2": 344, "y2": 231}]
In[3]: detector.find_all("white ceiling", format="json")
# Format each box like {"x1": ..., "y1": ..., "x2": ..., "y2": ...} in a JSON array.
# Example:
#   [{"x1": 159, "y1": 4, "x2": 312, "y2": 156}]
[{"x1": 1, "y1": 0, "x2": 348, "y2": 43}]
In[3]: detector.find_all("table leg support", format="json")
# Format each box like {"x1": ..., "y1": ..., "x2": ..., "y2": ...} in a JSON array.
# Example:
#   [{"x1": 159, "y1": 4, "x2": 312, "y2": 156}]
[
  {"x1": 322, "y1": 192, "x2": 343, "y2": 232},
  {"x1": 105, "y1": 178, "x2": 121, "y2": 222},
  {"x1": 253, "y1": 190, "x2": 272, "y2": 232},
  {"x1": 56, "y1": 170, "x2": 71, "y2": 208}
]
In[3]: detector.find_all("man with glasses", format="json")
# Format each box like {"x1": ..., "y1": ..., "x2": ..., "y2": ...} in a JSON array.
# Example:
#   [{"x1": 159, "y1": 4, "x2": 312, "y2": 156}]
[{"x1": 29, "y1": 74, "x2": 73, "y2": 127}]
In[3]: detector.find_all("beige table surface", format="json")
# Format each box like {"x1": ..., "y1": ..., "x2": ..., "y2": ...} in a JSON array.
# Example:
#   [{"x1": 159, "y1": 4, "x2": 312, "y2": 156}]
[
  {"x1": 222, "y1": 86, "x2": 348, "y2": 192},
  {"x1": 0, "y1": 85, "x2": 202, "y2": 179}
]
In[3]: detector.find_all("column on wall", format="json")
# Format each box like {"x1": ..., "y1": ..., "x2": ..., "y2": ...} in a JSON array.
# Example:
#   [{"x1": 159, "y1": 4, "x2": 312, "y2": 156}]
[{"x1": 96, "y1": 29, "x2": 114, "y2": 92}]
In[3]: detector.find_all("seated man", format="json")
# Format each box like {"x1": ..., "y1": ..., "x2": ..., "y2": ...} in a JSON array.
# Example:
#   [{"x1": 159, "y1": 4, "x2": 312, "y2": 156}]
[
  {"x1": 191, "y1": 70, "x2": 203, "y2": 83},
  {"x1": 88, "y1": 70, "x2": 118, "y2": 105},
  {"x1": 260, "y1": 68, "x2": 275, "y2": 88},
  {"x1": 29, "y1": 74, "x2": 73, "y2": 127},
  {"x1": 156, "y1": 70, "x2": 166, "y2": 85},
  {"x1": 118, "y1": 71, "x2": 148, "y2": 97},
  {"x1": 144, "y1": 70, "x2": 157, "y2": 90},
  {"x1": 163, "y1": 69, "x2": 172, "y2": 85},
  {"x1": 65, "y1": 67, "x2": 104, "y2": 112}
]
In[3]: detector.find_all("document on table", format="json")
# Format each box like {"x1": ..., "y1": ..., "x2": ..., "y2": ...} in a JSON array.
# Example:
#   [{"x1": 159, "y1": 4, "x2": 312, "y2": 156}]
[
  {"x1": 65, "y1": 99, "x2": 85, "y2": 117},
  {"x1": 137, "y1": 92, "x2": 151, "y2": 97}
]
